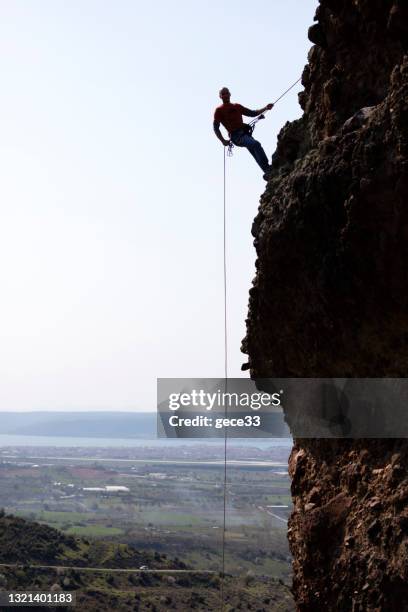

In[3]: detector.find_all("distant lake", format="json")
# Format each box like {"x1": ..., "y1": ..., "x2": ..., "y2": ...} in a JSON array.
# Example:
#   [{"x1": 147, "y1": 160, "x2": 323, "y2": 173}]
[{"x1": 0, "y1": 434, "x2": 293, "y2": 449}]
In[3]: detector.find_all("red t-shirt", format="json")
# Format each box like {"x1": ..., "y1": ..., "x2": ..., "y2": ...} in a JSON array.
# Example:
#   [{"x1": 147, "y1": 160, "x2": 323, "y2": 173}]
[{"x1": 214, "y1": 103, "x2": 245, "y2": 134}]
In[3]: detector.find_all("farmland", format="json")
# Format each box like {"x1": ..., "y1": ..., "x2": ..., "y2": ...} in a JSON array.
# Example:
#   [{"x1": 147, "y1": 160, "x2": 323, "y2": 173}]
[{"x1": 0, "y1": 442, "x2": 292, "y2": 580}]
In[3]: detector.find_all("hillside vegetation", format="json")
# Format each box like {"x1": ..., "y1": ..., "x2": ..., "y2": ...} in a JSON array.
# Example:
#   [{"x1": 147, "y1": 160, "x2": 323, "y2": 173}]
[{"x1": 0, "y1": 512, "x2": 294, "y2": 611}]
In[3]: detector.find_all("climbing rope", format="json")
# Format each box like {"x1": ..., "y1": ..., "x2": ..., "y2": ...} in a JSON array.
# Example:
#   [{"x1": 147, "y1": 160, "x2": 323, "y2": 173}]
[
  {"x1": 223, "y1": 149, "x2": 228, "y2": 383},
  {"x1": 220, "y1": 75, "x2": 301, "y2": 610},
  {"x1": 220, "y1": 146, "x2": 228, "y2": 611},
  {"x1": 273, "y1": 76, "x2": 302, "y2": 105}
]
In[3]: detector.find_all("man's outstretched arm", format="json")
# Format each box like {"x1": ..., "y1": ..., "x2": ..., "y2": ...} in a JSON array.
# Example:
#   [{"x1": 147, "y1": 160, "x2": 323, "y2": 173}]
[
  {"x1": 213, "y1": 120, "x2": 230, "y2": 146},
  {"x1": 241, "y1": 103, "x2": 274, "y2": 117}
]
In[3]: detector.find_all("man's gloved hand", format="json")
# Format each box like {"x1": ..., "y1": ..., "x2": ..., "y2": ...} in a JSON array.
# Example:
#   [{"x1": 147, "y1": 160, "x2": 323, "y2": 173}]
[{"x1": 266, "y1": 103, "x2": 274, "y2": 110}]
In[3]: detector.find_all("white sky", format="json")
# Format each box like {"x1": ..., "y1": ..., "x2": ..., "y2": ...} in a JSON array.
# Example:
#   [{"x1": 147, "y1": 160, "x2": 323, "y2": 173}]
[{"x1": 0, "y1": 0, "x2": 317, "y2": 411}]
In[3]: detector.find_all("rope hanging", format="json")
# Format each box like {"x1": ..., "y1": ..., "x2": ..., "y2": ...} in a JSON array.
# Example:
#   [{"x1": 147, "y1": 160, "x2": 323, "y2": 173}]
[{"x1": 220, "y1": 146, "x2": 228, "y2": 611}]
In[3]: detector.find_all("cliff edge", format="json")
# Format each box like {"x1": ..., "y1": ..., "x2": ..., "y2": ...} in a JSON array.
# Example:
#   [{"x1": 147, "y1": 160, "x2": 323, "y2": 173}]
[{"x1": 242, "y1": 1, "x2": 408, "y2": 610}]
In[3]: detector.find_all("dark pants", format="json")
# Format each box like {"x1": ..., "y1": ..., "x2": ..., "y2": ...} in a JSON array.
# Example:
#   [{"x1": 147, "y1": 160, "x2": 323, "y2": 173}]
[{"x1": 230, "y1": 129, "x2": 270, "y2": 172}]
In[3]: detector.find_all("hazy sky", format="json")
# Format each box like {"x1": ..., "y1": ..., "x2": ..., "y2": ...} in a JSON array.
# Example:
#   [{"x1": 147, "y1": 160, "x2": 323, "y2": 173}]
[{"x1": 0, "y1": 0, "x2": 317, "y2": 411}]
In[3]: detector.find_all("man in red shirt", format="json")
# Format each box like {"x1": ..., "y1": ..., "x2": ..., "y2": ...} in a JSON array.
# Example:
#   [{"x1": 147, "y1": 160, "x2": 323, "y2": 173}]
[{"x1": 213, "y1": 87, "x2": 274, "y2": 180}]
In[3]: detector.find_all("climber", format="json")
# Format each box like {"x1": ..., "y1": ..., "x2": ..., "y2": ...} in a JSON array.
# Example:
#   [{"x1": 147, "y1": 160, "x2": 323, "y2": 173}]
[{"x1": 213, "y1": 87, "x2": 274, "y2": 179}]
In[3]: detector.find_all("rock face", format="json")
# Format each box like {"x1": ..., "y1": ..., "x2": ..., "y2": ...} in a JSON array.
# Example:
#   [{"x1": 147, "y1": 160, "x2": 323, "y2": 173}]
[{"x1": 242, "y1": 1, "x2": 408, "y2": 610}]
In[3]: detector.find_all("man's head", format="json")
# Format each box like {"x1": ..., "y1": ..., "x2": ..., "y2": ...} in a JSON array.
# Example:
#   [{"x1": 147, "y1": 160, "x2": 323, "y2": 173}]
[{"x1": 219, "y1": 87, "x2": 231, "y2": 103}]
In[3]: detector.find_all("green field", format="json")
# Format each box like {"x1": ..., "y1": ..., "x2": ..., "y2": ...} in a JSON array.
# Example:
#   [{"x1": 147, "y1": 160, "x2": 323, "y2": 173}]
[
  {"x1": 134, "y1": 509, "x2": 210, "y2": 526},
  {"x1": 66, "y1": 525, "x2": 124, "y2": 537},
  {"x1": 263, "y1": 494, "x2": 292, "y2": 505}
]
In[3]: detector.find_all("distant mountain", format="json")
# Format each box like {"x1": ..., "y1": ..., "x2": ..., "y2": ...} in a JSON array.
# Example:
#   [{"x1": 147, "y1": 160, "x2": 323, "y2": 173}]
[{"x1": 0, "y1": 412, "x2": 156, "y2": 438}]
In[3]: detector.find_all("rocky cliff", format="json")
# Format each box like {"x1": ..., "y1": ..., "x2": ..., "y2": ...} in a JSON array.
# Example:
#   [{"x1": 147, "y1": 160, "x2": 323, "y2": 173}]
[{"x1": 242, "y1": 1, "x2": 408, "y2": 610}]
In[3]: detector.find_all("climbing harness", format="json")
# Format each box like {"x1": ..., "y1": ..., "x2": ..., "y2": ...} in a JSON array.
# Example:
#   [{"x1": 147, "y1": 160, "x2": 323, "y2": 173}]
[
  {"x1": 227, "y1": 114, "x2": 265, "y2": 156},
  {"x1": 219, "y1": 75, "x2": 301, "y2": 611},
  {"x1": 227, "y1": 76, "x2": 302, "y2": 157}
]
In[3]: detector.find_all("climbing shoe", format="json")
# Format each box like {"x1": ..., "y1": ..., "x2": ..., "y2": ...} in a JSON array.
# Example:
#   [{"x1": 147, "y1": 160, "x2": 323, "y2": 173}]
[{"x1": 263, "y1": 165, "x2": 273, "y2": 181}]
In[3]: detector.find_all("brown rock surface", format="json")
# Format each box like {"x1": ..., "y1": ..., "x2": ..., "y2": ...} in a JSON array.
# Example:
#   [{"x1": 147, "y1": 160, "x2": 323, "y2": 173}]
[{"x1": 243, "y1": 1, "x2": 408, "y2": 610}]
